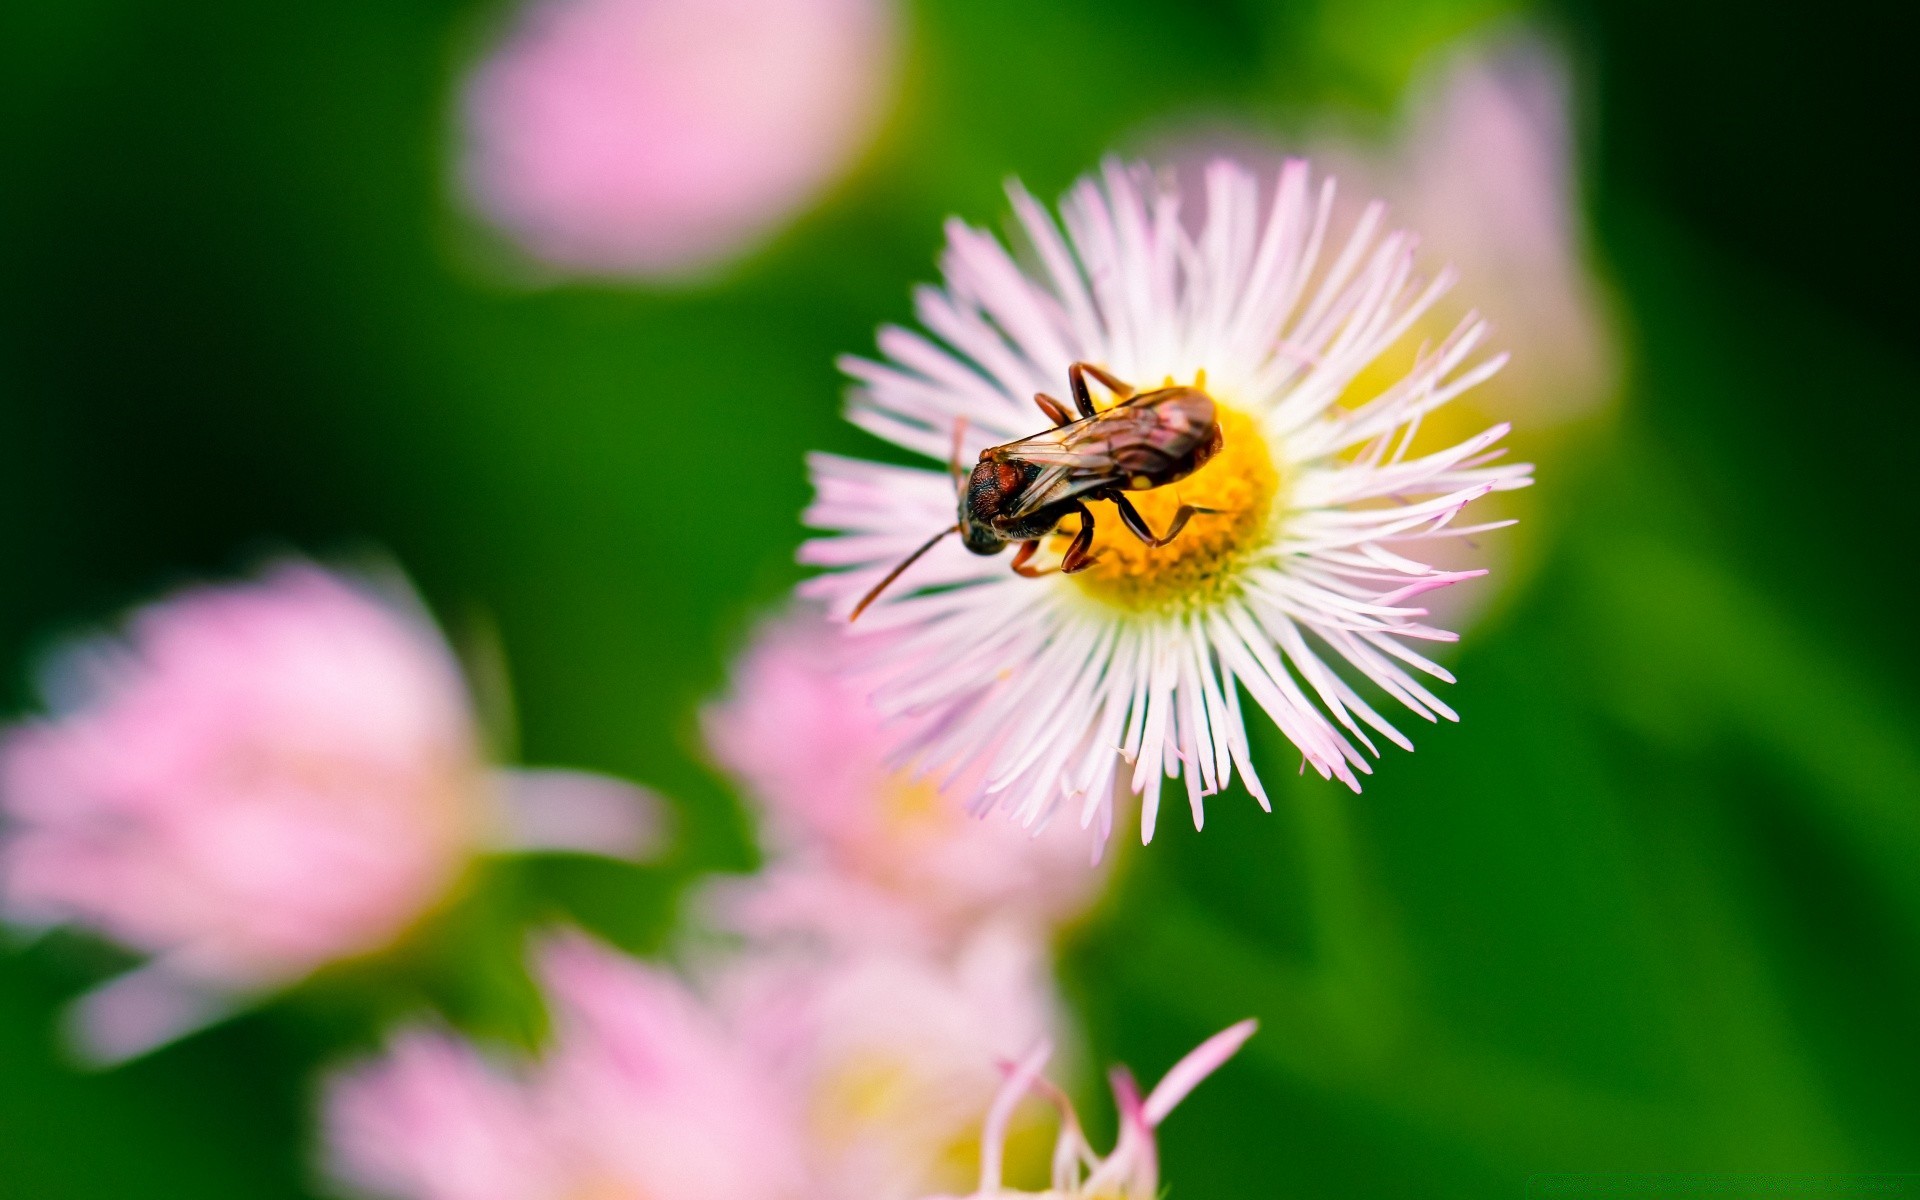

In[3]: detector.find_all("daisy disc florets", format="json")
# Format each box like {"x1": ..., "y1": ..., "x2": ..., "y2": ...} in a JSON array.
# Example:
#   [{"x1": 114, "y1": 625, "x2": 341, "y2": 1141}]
[{"x1": 802, "y1": 157, "x2": 1532, "y2": 850}]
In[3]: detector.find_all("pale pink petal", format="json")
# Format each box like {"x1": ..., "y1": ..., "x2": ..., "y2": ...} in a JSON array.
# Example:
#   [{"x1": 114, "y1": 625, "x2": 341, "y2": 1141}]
[
  {"x1": 1140, "y1": 1017, "x2": 1258, "y2": 1127},
  {"x1": 486, "y1": 767, "x2": 669, "y2": 861},
  {"x1": 935, "y1": 1020, "x2": 1256, "y2": 1199},
  {"x1": 977, "y1": 1039, "x2": 1051, "y2": 1193},
  {"x1": 63, "y1": 959, "x2": 241, "y2": 1069}
]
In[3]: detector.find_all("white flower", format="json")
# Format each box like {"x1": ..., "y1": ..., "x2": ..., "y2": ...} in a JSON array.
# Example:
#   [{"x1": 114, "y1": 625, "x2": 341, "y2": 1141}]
[{"x1": 801, "y1": 158, "x2": 1532, "y2": 850}]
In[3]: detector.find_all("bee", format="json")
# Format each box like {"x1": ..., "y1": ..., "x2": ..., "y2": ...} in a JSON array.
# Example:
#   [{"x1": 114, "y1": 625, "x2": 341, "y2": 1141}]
[{"x1": 850, "y1": 362, "x2": 1223, "y2": 620}]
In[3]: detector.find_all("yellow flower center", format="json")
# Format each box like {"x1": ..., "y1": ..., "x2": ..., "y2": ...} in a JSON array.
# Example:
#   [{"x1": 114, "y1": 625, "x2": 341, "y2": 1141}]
[
  {"x1": 1060, "y1": 401, "x2": 1281, "y2": 613},
  {"x1": 810, "y1": 1052, "x2": 1050, "y2": 1193},
  {"x1": 877, "y1": 772, "x2": 950, "y2": 836}
]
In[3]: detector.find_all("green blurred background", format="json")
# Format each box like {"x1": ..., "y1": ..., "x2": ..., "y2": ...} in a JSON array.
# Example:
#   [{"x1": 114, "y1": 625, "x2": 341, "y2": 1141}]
[{"x1": 1, "y1": 0, "x2": 1913, "y2": 1195}]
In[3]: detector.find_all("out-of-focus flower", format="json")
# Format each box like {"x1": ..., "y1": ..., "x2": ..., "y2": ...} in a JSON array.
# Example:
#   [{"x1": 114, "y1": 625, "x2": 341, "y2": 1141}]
[
  {"x1": 324, "y1": 933, "x2": 814, "y2": 1200},
  {"x1": 326, "y1": 929, "x2": 1062, "y2": 1200},
  {"x1": 458, "y1": 0, "x2": 898, "y2": 280},
  {"x1": 698, "y1": 608, "x2": 1083, "y2": 1197},
  {"x1": 712, "y1": 922, "x2": 1064, "y2": 1200},
  {"x1": 803, "y1": 157, "x2": 1530, "y2": 849},
  {"x1": 0, "y1": 562, "x2": 664, "y2": 1065},
  {"x1": 704, "y1": 606, "x2": 1104, "y2": 952},
  {"x1": 323, "y1": 1031, "x2": 564, "y2": 1200},
  {"x1": 536, "y1": 934, "x2": 817, "y2": 1199},
  {"x1": 926, "y1": 1019, "x2": 1257, "y2": 1200}
]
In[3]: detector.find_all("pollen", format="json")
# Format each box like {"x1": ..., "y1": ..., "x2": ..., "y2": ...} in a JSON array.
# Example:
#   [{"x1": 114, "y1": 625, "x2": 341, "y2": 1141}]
[{"x1": 1059, "y1": 402, "x2": 1281, "y2": 613}]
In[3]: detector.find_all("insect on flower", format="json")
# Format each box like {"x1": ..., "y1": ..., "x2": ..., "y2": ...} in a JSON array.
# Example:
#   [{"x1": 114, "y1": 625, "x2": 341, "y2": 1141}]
[
  {"x1": 806, "y1": 158, "x2": 1534, "y2": 850},
  {"x1": 851, "y1": 362, "x2": 1225, "y2": 620}
]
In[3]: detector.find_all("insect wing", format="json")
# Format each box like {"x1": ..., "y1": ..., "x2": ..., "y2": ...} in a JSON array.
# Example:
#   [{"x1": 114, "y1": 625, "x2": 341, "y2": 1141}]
[{"x1": 1000, "y1": 391, "x2": 1212, "y2": 518}]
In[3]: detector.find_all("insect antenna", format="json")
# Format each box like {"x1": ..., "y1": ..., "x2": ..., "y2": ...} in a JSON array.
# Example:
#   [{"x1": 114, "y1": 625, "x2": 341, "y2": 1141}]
[{"x1": 849, "y1": 524, "x2": 961, "y2": 622}]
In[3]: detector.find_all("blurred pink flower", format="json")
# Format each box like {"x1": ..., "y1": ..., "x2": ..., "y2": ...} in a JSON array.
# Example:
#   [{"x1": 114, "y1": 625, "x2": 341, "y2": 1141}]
[
  {"x1": 328, "y1": 928, "x2": 1063, "y2": 1200},
  {"x1": 712, "y1": 922, "x2": 1066, "y2": 1200},
  {"x1": 926, "y1": 1019, "x2": 1258, "y2": 1200},
  {"x1": 325, "y1": 933, "x2": 814, "y2": 1200},
  {"x1": 459, "y1": 0, "x2": 898, "y2": 279},
  {"x1": 323, "y1": 1032, "x2": 565, "y2": 1200},
  {"x1": 0, "y1": 562, "x2": 663, "y2": 1064},
  {"x1": 703, "y1": 607, "x2": 1106, "y2": 954},
  {"x1": 535, "y1": 933, "x2": 818, "y2": 1199}
]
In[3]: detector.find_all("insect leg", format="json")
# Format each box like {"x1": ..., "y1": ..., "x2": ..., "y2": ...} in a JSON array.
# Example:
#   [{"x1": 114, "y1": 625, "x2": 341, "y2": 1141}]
[
  {"x1": 1060, "y1": 501, "x2": 1099, "y2": 573},
  {"x1": 1032, "y1": 392, "x2": 1073, "y2": 426},
  {"x1": 1008, "y1": 506, "x2": 1100, "y2": 579},
  {"x1": 1079, "y1": 362, "x2": 1134, "y2": 397},
  {"x1": 1069, "y1": 362, "x2": 1135, "y2": 416},
  {"x1": 1112, "y1": 492, "x2": 1217, "y2": 548},
  {"x1": 1009, "y1": 540, "x2": 1049, "y2": 578}
]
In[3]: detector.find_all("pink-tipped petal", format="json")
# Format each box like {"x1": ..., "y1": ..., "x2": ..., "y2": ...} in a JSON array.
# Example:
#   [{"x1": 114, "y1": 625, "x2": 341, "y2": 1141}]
[{"x1": 1141, "y1": 1018, "x2": 1258, "y2": 1127}]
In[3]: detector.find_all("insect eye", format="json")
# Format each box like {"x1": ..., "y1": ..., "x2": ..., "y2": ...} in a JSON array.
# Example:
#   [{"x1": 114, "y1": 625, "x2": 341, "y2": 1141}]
[{"x1": 962, "y1": 522, "x2": 1003, "y2": 555}]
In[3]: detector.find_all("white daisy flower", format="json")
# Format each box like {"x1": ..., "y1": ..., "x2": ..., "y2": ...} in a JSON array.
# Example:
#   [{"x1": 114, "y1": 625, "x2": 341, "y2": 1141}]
[{"x1": 801, "y1": 157, "x2": 1532, "y2": 850}]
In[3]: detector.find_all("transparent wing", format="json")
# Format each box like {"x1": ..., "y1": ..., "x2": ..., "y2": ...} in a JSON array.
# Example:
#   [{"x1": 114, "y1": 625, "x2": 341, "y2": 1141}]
[{"x1": 1001, "y1": 392, "x2": 1212, "y2": 518}]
